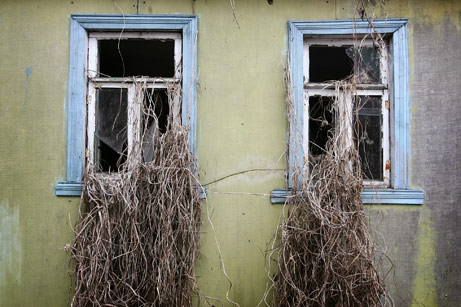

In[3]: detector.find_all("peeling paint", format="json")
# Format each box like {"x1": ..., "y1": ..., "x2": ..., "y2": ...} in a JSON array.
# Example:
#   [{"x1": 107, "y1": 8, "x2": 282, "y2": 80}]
[
  {"x1": 0, "y1": 199, "x2": 22, "y2": 305},
  {"x1": 23, "y1": 66, "x2": 32, "y2": 108},
  {"x1": 411, "y1": 208, "x2": 438, "y2": 306}
]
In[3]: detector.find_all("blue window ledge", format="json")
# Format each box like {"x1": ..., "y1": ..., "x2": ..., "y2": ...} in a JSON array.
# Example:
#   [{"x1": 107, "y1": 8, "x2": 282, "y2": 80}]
[
  {"x1": 56, "y1": 182, "x2": 207, "y2": 199},
  {"x1": 270, "y1": 188, "x2": 424, "y2": 205},
  {"x1": 56, "y1": 181, "x2": 84, "y2": 196}
]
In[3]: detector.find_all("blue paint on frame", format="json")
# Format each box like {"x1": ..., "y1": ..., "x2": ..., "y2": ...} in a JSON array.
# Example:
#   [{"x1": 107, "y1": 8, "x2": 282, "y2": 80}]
[
  {"x1": 284, "y1": 19, "x2": 423, "y2": 204},
  {"x1": 56, "y1": 15, "x2": 199, "y2": 196}
]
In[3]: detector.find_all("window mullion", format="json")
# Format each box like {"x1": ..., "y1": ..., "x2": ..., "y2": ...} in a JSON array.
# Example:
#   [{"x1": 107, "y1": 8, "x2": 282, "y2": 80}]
[
  {"x1": 127, "y1": 83, "x2": 141, "y2": 160},
  {"x1": 345, "y1": 92, "x2": 354, "y2": 150},
  {"x1": 337, "y1": 91, "x2": 353, "y2": 150}
]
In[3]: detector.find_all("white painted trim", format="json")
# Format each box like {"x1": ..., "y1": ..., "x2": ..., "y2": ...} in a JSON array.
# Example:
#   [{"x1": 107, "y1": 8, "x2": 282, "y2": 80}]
[
  {"x1": 87, "y1": 37, "x2": 98, "y2": 78},
  {"x1": 127, "y1": 84, "x2": 137, "y2": 159},
  {"x1": 89, "y1": 31, "x2": 181, "y2": 40},
  {"x1": 382, "y1": 90, "x2": 390, "y2": 185},
  {"x1": 303, "y1": 35, "x2": 390, "y2": 187},
  {"x1": 86, "y1": 30, "x2": 182, "y2": 172},
  {"x1": 86, "y1": 84, "x2": 96, "y2": 167},
  {"x1": 304, "y1": 37, "x2": 376, "y2": 47},
  {"x1": 90, "y1": 80, "x2": 169, "y2": 89},
  {"x1": 174, "y1": 35, "x2": 182, "y2": 79}
]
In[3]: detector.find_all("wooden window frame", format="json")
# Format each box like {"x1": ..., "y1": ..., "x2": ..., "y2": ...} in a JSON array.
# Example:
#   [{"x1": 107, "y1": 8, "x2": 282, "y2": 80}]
[
  {"x1": 271, "y1": 19, "x2": 424, "y2": 204},
  {"x1": 56, "y1": 14, "x2": 198, "y2": 196},
  {"x1": 303, "y1": 36, "x2": 390, "y2": 187},
  {"x1": 87, "y1": 32, "x2": 181, "y2": 171}
]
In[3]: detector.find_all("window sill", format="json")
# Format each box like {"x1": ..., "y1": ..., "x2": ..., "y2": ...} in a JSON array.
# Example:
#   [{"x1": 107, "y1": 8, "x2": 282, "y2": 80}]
[
  {"x1": 56, "y1": 181, "x2": 207, "y2": 198},
  {"x1": 55, "y1": 181, "x2": 84, "y2": 196},
  {"x1": 270, "y1": 188, "x2": 424, "y2": 205}
]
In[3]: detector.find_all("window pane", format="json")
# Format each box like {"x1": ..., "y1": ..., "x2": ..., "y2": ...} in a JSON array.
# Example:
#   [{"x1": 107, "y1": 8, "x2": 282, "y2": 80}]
[
  {"x1": 309, "y1": 46, "x2": 353, "y2": 82},
  {"x1": 309, "y1": 96, "x2": 335, "y2": 156},
  {"x1": 309, "y1": 45, "x2": 380, "y2": 83},
  {"x1": 353, "y1": 96, "x2": 382, "y2": 180},
  {"x1": 142, "y1": 89, "x2": 169, "y2": 162},
  {"x1": 346, "y1": 47, "x2": 380, "y2": 83},
  {"x1": 99, "y1": 39, "x2": 175, "y2": 77},
  {"x1": 95, "y1": 88, "x2": 128, "y2": 172}
]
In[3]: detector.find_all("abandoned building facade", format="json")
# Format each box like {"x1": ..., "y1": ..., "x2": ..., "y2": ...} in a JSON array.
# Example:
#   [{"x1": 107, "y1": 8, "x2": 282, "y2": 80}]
[{"x1": 0, "y1": 0, "x2": 460, "y2": 306}]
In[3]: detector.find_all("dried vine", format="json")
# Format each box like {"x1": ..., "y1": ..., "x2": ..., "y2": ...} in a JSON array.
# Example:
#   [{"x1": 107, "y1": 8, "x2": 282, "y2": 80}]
[
  {"x1": 69, "y1": 80, "x2": 202, "y2": 306},
  {"x1": 268, "y1": 75, "x2": 391, "y2": 306}
]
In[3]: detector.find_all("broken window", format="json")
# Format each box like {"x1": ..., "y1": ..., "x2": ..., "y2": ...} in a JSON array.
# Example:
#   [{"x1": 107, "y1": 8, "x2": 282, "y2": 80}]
[
  {"x1": 309, "y1": 96, "x2": 335, "y2": 157},
  {"x1": 353, "y1": 96, "x2": 383, "y2": 181},
  {"x1": 86, "y1": 32, "x2": 182, "y2": 172},
  {"x1": 304, "y1": 37, "x2": 390, "y2": 187}
]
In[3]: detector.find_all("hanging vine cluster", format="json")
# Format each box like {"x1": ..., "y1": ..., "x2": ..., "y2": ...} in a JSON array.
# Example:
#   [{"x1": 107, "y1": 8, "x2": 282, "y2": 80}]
[{"x1": 69, "y1": 80, "x2": 202, "y2": 306}]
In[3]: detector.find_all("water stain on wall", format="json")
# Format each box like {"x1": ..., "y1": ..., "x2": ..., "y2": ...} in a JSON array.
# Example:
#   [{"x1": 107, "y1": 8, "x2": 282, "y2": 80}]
[
  {"x1": 23, "y1": 66, "x2": 32, "y2": 108},
  {"x1": 0, "y1": 199, "x2": 22, "y2": 305}
]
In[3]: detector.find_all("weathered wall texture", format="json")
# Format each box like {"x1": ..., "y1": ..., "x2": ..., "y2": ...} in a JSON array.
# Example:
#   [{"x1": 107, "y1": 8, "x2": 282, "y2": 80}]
[
  {"x1": 0, "y1": 0, "x2": 459, "y2": 306},
  {"x1": 411, "y1": 15, "x2": 461, "y2": 306}
]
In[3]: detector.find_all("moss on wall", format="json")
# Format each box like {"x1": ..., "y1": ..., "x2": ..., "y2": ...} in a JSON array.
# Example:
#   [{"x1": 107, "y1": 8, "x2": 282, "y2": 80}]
[{"x1": 411, "y1": 208, "x2": 437, "y2": 306}]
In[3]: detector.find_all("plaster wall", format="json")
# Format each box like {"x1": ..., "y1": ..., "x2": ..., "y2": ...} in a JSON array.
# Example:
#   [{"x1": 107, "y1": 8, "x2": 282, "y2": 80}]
[{"x1": 0, "y1": 0, "x2": 459, "y2": 306}]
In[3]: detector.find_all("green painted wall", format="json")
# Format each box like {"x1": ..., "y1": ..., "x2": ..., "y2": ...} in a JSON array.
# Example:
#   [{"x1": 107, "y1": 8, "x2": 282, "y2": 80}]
[{"x1": 0, "y1": 0, "x2": 460, "y2": 306}]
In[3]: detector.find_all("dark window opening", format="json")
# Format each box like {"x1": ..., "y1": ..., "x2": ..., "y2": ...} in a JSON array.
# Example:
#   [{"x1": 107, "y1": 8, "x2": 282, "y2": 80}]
[
  {"x1": 353, "y1": 96, "x2": 382, "y2": 180},
  {"x1": 98, "y1": 140, "x2": 127, "y2": 172},
  {"x1": 309, "y1": 45, "x2": 381, "y2": 83},
  {"x1": 309, "y1": 96, "x2": 335, "y2": 156},
  {"x1": 95, "y1": 88, "x2": 128, "y2": 172},
  {"x1": 309, "y1": 46, "x2": 353, "y2": 82},
  {"x1": 99, "y1": 39, "x2": 176, "y2": 77}
]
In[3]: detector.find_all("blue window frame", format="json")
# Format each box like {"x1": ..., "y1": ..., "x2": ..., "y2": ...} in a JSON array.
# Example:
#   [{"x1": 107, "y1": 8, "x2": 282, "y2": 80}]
[
  {"x1": 56, "y1": 14, "x2": 198, "y2": 196},
  {"x1": 271, "y1": 19, "x2": 424, "y2": 204}
]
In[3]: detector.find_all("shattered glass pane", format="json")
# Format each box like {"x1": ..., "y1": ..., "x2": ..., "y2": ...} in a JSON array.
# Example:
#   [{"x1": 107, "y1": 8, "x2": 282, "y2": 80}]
[
  {"x1": 142, "y1": 89, "x2": 169, "y2": 162},
  {"x1": 309, "y1": 96, "x2": 335, "y2": 156},
  {"x1": 353, "y1": 96, "x2": 382, "y2": 180},
  {"x1": 346, "y1": 46, "x2": 380, "y2": 83},
  {"x1": 96, "y1": 88, "x2": 128, "y2": 171}
]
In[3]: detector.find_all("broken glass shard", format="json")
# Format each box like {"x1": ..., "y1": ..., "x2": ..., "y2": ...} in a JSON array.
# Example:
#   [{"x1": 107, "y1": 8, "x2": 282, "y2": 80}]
[
  {"x1": 346, "y1": 46, "x2": 380, "y2": 83},
  {"x1": 95, "y1": 88, "x2": 128, "y2": 171},
  {"x1": 142, "y1": 89, "x2": 169, "y2": 162},
  {"x1": 309, "y1": 96, "x2": 335, "y2": 156}
]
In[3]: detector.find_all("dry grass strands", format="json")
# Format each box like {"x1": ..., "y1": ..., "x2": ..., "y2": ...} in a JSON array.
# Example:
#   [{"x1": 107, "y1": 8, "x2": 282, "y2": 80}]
[
  {"x1": 272, "y1": 80, "x2": 390, "y2": 306},
  {"x1": 70, "y1": 80, "x2": 201, "y2": 306}
]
